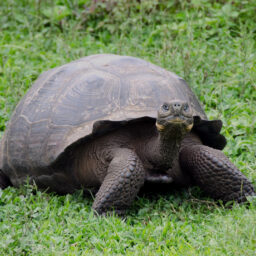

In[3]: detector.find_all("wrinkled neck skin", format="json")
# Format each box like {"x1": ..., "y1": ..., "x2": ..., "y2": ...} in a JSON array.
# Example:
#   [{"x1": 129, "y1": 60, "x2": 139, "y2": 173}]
[
  {"x1": 147, "y1": 126, "x2": 188, "y2": 168},
  {"x1": 160, "y1": 126, "x2": 188, "y2": 166}
]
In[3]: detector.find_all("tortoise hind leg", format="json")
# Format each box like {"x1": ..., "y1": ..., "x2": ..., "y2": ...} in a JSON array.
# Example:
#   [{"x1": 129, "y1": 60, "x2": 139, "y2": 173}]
[
  {"x1": 0, "y1": 169, "x2": 12, "y2": 189},
  {"x1": 180, "y1": 145, "x2": 255, "y2": 202},
  {"x1": 31, "y1": 172, "x2": 79, "y2": 194}
]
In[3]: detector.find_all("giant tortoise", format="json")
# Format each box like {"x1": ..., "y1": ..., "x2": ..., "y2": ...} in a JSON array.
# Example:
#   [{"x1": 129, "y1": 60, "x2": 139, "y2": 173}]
[{"x1": 0, "y1": 54, "x2": 254, "y2": 214}]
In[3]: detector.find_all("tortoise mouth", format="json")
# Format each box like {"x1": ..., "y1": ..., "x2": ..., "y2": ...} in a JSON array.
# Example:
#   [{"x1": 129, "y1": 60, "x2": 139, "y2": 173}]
[
  {"x1": 168, "y1": 118, "x2": 187, "y2": 123},
  {"x1": 156, "y1": 116, "x2": 193, "y2": 132}
]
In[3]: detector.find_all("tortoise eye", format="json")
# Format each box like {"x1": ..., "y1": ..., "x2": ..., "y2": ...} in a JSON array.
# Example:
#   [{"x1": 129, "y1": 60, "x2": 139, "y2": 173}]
[
  {"x1": 183, "y1": 104, "x2": 189, "y2": 112},
  {"x1": 162, "y1": 104, "x2": 169, "y2": 111}
]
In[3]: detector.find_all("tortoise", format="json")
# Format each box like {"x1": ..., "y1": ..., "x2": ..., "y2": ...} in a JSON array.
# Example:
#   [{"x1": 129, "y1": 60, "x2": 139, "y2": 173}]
[{"x1": 0, "y1": 54, "x2": 254, "y2": 215}]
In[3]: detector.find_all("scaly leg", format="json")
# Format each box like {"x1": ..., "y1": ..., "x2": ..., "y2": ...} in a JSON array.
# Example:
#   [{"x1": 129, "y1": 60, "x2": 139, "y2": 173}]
[
  {"x1": 92, "y1": 148, "x2": 145, "y2": 215},
  {"x1": 180, "y1": 145, "x2": 255, "y2": 202}
]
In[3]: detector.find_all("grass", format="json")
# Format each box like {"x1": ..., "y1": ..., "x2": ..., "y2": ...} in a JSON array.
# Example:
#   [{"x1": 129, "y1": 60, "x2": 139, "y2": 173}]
[{"x1": 0, "y1": 0, "x2": 256, "y2": 255}]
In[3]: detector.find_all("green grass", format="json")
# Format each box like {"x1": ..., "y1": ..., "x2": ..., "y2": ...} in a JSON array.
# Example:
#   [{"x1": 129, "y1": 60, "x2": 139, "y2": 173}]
[{"x1": 0, "y1": 0, "x2": 256, "y2": 255}]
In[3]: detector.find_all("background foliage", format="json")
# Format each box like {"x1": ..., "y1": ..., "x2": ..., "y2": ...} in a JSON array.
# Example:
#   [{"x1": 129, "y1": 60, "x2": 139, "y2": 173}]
[{"x1": 0, "y1": 0, "x2": 256, "y2": 255}]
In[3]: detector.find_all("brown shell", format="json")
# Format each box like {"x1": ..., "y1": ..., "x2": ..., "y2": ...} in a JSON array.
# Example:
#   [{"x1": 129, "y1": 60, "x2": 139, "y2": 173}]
[{"x1": 0, "y1": 54, "x2": 225, "y2": 185}]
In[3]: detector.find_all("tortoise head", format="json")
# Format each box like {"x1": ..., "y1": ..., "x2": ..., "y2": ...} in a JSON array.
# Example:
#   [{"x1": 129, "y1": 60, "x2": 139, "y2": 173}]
[{"x1": 156, "y1": 100, "x2": 193, "y2": 135}]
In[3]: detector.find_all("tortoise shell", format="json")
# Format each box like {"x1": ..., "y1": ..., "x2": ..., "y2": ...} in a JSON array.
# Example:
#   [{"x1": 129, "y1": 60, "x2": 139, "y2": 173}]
[{"x1": 0, "y1": 54, "x2": 226, "y2": 186}]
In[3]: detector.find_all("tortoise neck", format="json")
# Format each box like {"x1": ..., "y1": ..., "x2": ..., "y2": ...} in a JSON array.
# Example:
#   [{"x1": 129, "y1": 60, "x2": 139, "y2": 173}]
[
  {"x1": 158, "y1": 128, "x2": 186, "y2": 166},
  {"x1": 145, "y1": 127, "x2": 187, "y2": 168}
]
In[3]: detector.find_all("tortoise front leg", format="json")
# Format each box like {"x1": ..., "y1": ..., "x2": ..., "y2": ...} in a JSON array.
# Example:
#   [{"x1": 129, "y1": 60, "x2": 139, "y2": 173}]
[
  {"x1": 180, "y1": 145, "x2": 255, "y2": 202},
  {"x1": 92, "y1": 148, "x2": 145, "y2": 215}
]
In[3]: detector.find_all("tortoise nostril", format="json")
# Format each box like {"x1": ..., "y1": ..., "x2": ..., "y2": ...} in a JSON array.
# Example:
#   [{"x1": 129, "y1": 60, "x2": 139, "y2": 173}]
[{"x1": 172, "y1": 102, "x2": 182, "y2": 111}]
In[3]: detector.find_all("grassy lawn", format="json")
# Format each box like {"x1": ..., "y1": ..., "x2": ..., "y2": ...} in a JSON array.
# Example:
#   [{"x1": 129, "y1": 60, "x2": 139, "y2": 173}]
[{"x1": 0, "y1": 0, "x2": 256, "y2": 255}]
